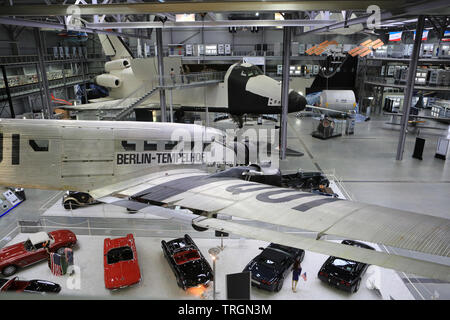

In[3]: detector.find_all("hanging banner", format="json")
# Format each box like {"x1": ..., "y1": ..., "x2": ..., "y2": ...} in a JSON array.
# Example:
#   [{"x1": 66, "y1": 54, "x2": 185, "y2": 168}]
[
  {"x1": 389, "y1": 31, "x2": 402, "y2": 42},
  {"x1": 442, "y1": 30, "x2": 450, "y2": 42},
  {"x1": 413, "y1": 30, "x2": 429, "y2": 41}
]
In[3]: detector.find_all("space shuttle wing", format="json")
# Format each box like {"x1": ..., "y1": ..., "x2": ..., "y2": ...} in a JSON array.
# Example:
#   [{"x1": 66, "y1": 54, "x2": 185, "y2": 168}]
[{"x1": 93, "y1": 169, "x2": 450, "y2": 260}]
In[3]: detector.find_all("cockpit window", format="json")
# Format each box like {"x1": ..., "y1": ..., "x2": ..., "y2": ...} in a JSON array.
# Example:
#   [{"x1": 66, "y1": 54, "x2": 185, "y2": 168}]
[
  {"x1": 29, "y1": 139, "x2": 49, "y2": 152},
  {"x1": 238, "y1": 66, "x2": 263, "y2": 77}
]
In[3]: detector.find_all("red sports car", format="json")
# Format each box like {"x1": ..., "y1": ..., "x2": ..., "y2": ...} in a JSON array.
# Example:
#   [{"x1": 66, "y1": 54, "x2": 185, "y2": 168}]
[
  {"x1": 0, "y1": 276, "x2": 61, "y2": 294},
  {"x1": 0, "y1": 230, "x2": 77, "y2": 276},
  {"x1": 104, "y1": 234, "x2": 141, "y2": 290}
]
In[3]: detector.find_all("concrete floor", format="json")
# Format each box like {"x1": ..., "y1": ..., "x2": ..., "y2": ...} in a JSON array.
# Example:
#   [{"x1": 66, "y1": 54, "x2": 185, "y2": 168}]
[{"x1": 0, "y1": 113, "x2": 449, "y2": 299}]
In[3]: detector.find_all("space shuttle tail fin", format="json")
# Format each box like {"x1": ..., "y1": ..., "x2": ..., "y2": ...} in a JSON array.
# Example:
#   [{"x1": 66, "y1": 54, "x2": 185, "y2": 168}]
[{"x1": 98, "y1": 34, "x2": 134, "y2": 60}]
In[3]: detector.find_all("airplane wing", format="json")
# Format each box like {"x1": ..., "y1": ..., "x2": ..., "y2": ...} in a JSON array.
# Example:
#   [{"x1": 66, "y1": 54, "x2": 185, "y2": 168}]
[{"x1": 91, "y1": 168, "x2": 450, "y2": 281}]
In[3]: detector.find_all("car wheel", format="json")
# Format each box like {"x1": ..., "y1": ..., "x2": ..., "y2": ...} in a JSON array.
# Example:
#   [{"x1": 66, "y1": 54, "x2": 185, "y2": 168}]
[
  {"x1": 2, "y1": 265, "x2": 17, "y2": 277},
  {"x1": 353, "y1": 279, "x2": 361, "y2": 293},
  {"x1": 64, "y1": 200, "x2": 79, "y2": 210}
]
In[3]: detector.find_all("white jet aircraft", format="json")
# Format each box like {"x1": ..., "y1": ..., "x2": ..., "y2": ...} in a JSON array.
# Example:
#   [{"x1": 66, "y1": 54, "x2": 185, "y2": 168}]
[{"x1": 0, "y1": 118, "x2": 449, "y2": 283}]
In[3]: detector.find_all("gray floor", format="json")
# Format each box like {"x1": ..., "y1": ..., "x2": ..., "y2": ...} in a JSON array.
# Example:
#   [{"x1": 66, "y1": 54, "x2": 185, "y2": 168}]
[
  {"x1": 0, "y1": 113, "x2": 449, "y2": 299},
  {"x1": 284, "y1": 114, "x2": 450, "y2": 300}
]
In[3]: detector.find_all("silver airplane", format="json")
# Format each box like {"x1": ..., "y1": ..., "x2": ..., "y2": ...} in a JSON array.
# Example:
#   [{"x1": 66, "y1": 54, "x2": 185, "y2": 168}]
[{"x1": 0, "y1": 118, "x2": 449, "y2": 282}]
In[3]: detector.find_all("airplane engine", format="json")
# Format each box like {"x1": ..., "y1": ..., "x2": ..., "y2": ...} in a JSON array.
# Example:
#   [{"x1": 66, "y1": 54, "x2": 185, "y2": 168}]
[
  {"x1": 104, "y1": 58, "x2": 131, "y2": 72},
  {"x1": 225, "y1": 62, "x2": 307, "y2": 116},
  {"x1": 94, "y1": 74, "x2": 122, "y2": 88}
]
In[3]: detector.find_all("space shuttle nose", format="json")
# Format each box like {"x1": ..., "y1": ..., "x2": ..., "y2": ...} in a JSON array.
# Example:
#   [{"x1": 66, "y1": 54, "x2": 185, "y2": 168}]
[{"x1": 288, "y1": 91, "x2": 307, "y2": 113}]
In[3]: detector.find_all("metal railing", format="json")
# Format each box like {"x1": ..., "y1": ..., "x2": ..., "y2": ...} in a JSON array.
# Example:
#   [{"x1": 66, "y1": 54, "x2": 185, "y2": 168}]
[
  {"x1": 0, "y1": 53, "x2": 107, "y2": 65},
  {"x1": 13, "y1": 215, "x2": 325, "y2": 242}
]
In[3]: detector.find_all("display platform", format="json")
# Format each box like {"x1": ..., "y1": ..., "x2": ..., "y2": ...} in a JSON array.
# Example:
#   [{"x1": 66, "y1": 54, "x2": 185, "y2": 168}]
[{"x1": 1, "y1": 233, "x2": 414, "y2": 300}]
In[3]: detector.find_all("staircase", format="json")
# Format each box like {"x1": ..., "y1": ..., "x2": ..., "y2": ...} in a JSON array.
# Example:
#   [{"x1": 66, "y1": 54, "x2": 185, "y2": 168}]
[
  {"x1": 112, "y1": 87, "x2": 158, "y2": 120},
  {"x1": 101, "y1": 85, "x2": 158, "y2": 121}
]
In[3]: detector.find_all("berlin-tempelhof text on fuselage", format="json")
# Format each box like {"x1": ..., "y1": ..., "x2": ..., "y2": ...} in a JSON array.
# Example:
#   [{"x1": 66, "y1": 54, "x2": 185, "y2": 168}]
[
  {"x1": 116, "y1": 152, "x2": 205, "y2": 165},
  {"x1": 114, "y1": 126, "x2": 281, "y2": 166}
]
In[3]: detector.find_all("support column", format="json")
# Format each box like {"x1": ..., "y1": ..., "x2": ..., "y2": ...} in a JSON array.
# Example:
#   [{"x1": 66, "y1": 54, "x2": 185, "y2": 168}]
[
  {"x1": 156, "y1": 27, "x2": 167, "y2": 122},
  {"x1": 169, "y1": 89, "x2": 173, "y2": 123},
  {"x1": 280, "y1": 26, "x2": 292, "y2": 160},
  {"x1": 396, "y1": 16, "x2": 425, "y2": 161},
  {"x1": 34, "y1": 28, "x2": 52, "y2": 119},
  {"x1": 1, "y1": 65, "x2": 15, "y2": 118}
]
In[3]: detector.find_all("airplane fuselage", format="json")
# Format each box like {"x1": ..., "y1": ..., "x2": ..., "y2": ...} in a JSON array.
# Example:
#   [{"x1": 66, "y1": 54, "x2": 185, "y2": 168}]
[{"x1": 0, "y1": 119, "x2": 236, "y2": 192}]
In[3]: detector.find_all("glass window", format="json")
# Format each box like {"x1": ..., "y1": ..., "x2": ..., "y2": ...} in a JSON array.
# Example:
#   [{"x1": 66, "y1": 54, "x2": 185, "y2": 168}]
[
  {"x1": 165, "y1": 141, "x2": 178, "y2": 151},
  {"x1": 29, "y1": 139, "x2": 49, "y2": 152},
  {"x1": 331, "y1": 258, "x2": 357, "y2": 272},
  {"x1": 121, "y1": 141, "x2": 136, "y2": 151},
  {"x1": 144, "y1": 141, "x2": 157, "y2": 151}
]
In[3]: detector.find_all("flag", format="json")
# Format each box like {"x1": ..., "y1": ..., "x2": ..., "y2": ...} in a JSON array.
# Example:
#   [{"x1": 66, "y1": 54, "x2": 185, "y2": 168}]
[
  {"x1": 49, "y1": 253, "x2": 63, "y2": 276},
  {"x1": 301, "y1": 272, "x2": 307, "y2": 281},
  {"x1": 64, "y1": 247, "x2": 74, "y2": 266}
]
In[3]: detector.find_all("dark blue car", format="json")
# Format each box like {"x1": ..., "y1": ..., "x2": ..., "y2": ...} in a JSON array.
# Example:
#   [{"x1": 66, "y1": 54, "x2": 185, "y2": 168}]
[
  {"x1": 243, "y1": 243, "x2": 305, "y2": 292},
  {"x1": 318, "y1": 239, "x2": 375, "y2": 293}
]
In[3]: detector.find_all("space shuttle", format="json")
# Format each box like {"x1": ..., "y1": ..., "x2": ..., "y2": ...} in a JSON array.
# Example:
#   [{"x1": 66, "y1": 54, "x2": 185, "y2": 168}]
[{"x1": 60, "y1": 34, "x2": 306, "y2": 124}]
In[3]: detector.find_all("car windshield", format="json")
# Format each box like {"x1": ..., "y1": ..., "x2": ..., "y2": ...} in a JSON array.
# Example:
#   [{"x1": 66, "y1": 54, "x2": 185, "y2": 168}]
[
  {"x1": 107, "y1": 246, "x2": 134, "y2": 264},
  {"x1": 258, "y1": 248, "x2": 286, "y2": 268},
  {"x1": 259, "y1": 257, "x2": 278, "y2": 268},
  {"x1": 173, "y1": 249, "x2": 200, "y2": 265},
  {"x1": 331, "y1": 258, "x2": 357, "y2": 272}
]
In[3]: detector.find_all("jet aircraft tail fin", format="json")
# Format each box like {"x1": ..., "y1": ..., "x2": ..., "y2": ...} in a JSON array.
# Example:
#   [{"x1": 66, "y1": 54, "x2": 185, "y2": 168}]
[{"x1": 98, "y1": 34, "x2": 133, "y2": 60}]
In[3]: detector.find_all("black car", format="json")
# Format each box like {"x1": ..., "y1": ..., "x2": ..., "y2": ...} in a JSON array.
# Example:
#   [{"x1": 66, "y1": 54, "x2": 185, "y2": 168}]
[
  {"x1": 161, "y1": 234, "x2": 213, "y2": 290},
  {"x1": 317, "y1": 240, "x2": 375, "y2": 293},
  {"x1": 0, "y1": 277, "x2": 61, "y2": 294},
  {"x1": 243, "y1": 243, "x2": 305, "y2": 292},
  {"x1": 62, "y1": 191, "x2": 100, "y2": 210},
  {"x1": 281, "y1": 171, "x2": 330, "y2": 190}
]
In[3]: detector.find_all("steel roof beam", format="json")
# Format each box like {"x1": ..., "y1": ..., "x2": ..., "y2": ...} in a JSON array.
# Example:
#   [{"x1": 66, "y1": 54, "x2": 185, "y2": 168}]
[
  {"x1": 84, "y1": 19, "x2": 337, "y2": 29},
  {"x1": 0, "y1": 1, "x2": 405, "y2": 17},
  {"x1": 299, "y1": 0, "x2": 450, "y2": 35},
  {"x1": 0, "y1": 17, "x2": 151, "y2": 39}
]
